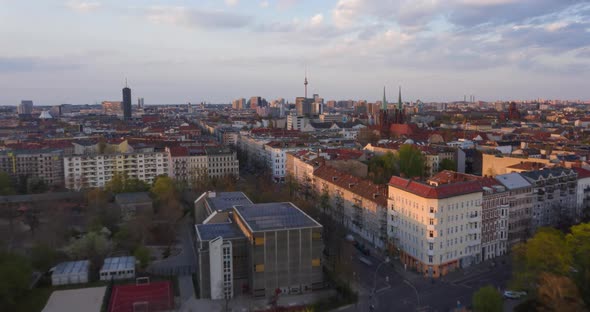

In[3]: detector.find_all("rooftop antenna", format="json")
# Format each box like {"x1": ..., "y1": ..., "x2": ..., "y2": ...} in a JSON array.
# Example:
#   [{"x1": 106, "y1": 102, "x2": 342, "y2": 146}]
[
  {"x1": 304, "y1": 67, "x2": 309, "y2": 98},
  {"x1": 125, "y1": 78, "x2": 128, "y2": 88}
]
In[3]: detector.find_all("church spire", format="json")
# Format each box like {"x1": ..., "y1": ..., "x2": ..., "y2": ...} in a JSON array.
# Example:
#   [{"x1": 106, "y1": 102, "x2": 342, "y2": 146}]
[
  {"x1": 398, "y1": 85, "x2": 402, "y2": 111},
  {"x1": 382, "y1": 86, "x2": 387, "y2": 110}
]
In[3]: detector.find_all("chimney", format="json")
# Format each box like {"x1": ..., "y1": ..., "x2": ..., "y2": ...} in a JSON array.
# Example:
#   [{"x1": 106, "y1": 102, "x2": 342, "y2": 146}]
[
  {"x1": 349, "y1": 183, "x2": 355, "y2": 188},
  {"x1": 332, "y1": 176, "x2": 338, "y2": 182},
  {"x1": 373, "y1": 193, "x2": 379, "y2": 199}
]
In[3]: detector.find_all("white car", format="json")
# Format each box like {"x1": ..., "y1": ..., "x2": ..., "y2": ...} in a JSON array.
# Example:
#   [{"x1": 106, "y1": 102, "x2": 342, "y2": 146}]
[{"x1": 503, "y1": 290, "x2": 527, "y2": 299}]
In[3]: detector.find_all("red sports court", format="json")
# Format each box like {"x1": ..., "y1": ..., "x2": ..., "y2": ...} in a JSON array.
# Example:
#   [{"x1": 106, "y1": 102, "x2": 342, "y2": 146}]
[{"x1": 109, "y1": 280, "x2": 174, "y2": 312}]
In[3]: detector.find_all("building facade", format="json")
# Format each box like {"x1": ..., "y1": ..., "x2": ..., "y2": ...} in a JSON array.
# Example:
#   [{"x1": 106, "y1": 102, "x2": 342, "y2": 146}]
[
  {"x1": 521, "y1": 168, "x2": 577, "y2": 231},
  {"x1": 64, "y1": 151, "x2": 168, "y2": 190},
  {"x1": 388, "y1": 176, "x2": 483, "y2": 278},
  {"x1": 495, "y1": 173, "x2": 534, "y2": 246},
  {"x1": 0, "y1": 149, "x2": 64, "y2": 188}
]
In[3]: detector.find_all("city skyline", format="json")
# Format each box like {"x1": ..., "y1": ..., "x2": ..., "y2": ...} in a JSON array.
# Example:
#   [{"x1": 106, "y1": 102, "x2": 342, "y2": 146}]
[{"x1": 1, "y1": 0, "x2": 589, "y2": 105}]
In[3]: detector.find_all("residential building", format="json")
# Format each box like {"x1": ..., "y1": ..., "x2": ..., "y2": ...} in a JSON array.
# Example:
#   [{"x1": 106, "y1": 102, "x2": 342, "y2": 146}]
[
  {"x1": 388, "y1": 176, "x2": 483, "y2": 278},
  {"x1": 313, "y1": 165, "x2": 388, "y2": 248},
  {"x1": 520, "y1": 167, "x2": 578, "y2": 230},
  {"x1": 63, "y1": 151, "x2": 168, "y2": 190},
  {"x1": 0, "y1": 149, "x2": 64, "y2": 187},
  {"x1": 265, "y1": 141, "x2": 309, "y2": 182},
  {"x1": 287, "y1": 113, "x2": 307, "y2": 131},
  {"x1": 495, "y1": 173, "x2": 534, "y2": 246},
  {"x1": 102, "y1": 101, "x2": 122, "y2": 116},
  {"x1": 206, "y1": 146, "x2": 239, "y2": 180},
  {"x1": 115, "y1": 192, "x2": 153, "y2": 220},
  {"x1": 573, "y1": 167, "x2": 590, "y2": 220},
  {"x1": 167, "y1": 146, "x2": 208, "y2": 185}
]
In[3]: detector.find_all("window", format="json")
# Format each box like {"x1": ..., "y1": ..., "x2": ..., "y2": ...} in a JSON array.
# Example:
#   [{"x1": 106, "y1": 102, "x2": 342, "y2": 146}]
[
  {"x1": 312, "y1": 259, "x2": 321, "y2": 267},
  {"x1": 255, "y1": 264, "x2": 265, "y2": 272},
  {"x1": 429, "y1": 231, "x2": 434, "y2": 238},
  {"x1": 254, "y1": 237, "x2": 265, "y2": 246},
  {"x1": 428, "y1": 256, "x2": 433, "y2": 263}
]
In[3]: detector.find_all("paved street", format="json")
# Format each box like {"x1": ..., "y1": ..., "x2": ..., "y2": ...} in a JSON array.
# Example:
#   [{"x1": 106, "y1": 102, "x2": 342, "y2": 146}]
[
  {"x1": 147, "y1": 218, "x2": 197, "y2": 304},
  {"x1": 338, "y1": 250, "x2": 512, "y2": 312}
]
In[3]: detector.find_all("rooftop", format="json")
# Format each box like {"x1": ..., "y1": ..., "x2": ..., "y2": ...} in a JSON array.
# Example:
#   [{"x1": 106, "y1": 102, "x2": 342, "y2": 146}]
[
  {"x1": 234, "y1": 202, "x2": 321, "y2": 232},
  {"x1": 205, "y1": 192, "x2": 252, "y2": 212},
  {"x1": 195, "y1": 222, "x2": 245, "y2": 241},
  {"x1": 100, "y1": 256, "x2": 135, "y2": 272},
  {"x1": 52, "y1": 260, "x2": 90, "y2": 275},
  {"x1": 114, "y1": 192, "x2": 151, "y2": 205},
  {"x1": 389, "y1": 176, "x2": 482, "y2": 199},
  {"x1": 495, "y1": 173, "x2": 532, "y2": 190}
]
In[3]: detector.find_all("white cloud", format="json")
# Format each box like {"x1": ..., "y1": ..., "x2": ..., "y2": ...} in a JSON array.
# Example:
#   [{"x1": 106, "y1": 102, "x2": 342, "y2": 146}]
[
  {"x1": 145, "y1": 6, "x2": 251, "y2": 29},
  {"x1": 66, "y1": 1, "x2": 101, "y2": 13},
  {"x1": 310, "y1": 14, "x2": 324, "y2": 27},
  {"x1": 225, "y1": 0, "x2": 239, "y2": 7},
  {"x1": 332, "y1": 0, "x2": 362, "y2": 28},
  {"x1": 260, "y1": 1, "x2": 270, "y2": 8}
]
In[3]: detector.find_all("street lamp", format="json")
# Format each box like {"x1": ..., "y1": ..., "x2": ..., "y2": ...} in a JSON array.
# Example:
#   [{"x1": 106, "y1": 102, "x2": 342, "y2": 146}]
[{"x1": 370, "y1": 256, "x2": 390, "y2": 310}]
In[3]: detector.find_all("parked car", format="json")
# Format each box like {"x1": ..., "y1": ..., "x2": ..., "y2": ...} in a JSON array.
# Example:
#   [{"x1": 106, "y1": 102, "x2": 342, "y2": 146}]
[{"x1": 503, "y1": 290, "x2": 527, "y2": 299}]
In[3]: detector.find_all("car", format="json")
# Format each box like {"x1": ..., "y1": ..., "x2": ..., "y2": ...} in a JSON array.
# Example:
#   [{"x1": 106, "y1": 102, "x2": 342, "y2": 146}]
[{"x1": 503, "y1": 290, "x2": 527, "y2": 299}]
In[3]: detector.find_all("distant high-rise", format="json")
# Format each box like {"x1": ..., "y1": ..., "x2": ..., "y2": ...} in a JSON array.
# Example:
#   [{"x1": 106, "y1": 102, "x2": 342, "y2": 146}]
[
  {"x1": 18, "y1": 100, "x2": 33, "y2": 115},
  {"x1": 137, "y1": 97, "x2": 144, "y2": 108},
  {"x1": 122, "y1": 81, "x2": 132, "y2": 120}
]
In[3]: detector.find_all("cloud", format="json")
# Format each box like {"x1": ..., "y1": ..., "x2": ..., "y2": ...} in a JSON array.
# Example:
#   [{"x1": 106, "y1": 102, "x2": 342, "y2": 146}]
[
  {"x1": 225, "y1": 0, "x2": 239, "y2": 7},
  {"x1": 260, "y1": 1, "x2": 269, "y2": 8},
  {"x1": 145, "y1": 6, "x2": 251, "y2": 29},
  {"x1": 310, "y1": 14, "x2": 324, "y2": 27},
  {"x1": 0, "y1": 57, "x2": 82, "y2": 73},
  {"x1": 66, "y1": 1, "x2": 101, "y2": 13}
]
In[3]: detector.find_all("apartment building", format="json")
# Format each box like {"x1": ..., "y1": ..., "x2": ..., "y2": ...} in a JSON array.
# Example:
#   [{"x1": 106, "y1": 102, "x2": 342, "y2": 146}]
[
  {"x1": 265, "y1": 141, "x2": 309, "y2": 182},
  {"x1": 64, "y1": 151, "x2": 168, "y2": 190},
  {"x1": 495, "y1": 173, "x2": 534, "y2": 246},
  {"x1": 0, "y1": 149, "x2": 64, "y2": 187},
  {"x1": 520, "y1": 167, "x2": 578, "y2": 231},
  {"x1": 195, "y1": 200, "x2": 324, "y2": 299},
  {"x1": 167, "y1": 146, "x2": 208, "y2": 185},
  {"x1": 206, "y1": 147, "x2": 239, "y2": 180},
  {"x1": 314, "y1": 165, "x2": 388, "y2": 249},
  {"x1": 388, "y1": 176, "x2": 483, "y2": 278},
  {"x1": 573, "y1": 167, "x2": 590, "y2": 220},
  {"x1": 428, "y1": 171, "x2": 509, "y2": 260},
  {"x1": 287, "y1": 113, "x2": 307, "y2": 131}
]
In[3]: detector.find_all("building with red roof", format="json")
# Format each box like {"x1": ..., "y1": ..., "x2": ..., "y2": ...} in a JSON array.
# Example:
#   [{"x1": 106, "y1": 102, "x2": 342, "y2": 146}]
[{"x1": 388, "y1": 174, "x2": 483, "y2": 278}]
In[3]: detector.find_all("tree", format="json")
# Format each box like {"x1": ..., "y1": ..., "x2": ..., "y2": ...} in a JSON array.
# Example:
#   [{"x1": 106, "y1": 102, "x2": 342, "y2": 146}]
[
  {"x1": 511, "y1": 227, "x2": 572, "y2": 291},
  {"x1": 367, "y1": 151, "x2": 399, "y2": 184},
  {"x1": 0, "y1": 172, "x2": 15, "y2": 195},
  {"x1": 439, "y1": 158, "x2": 457, "y2": 172},
  {"x1": 397, "y1": 144, "x2": 425, "y2": 178},
  {"x1": 105, "y1": 172, "x2": 150, "y2": 194},
  {"x1": 566, "y1": 223, "x2": 590, "y2": 307},
  {"x1": 0, "y1": 252, "x2": 32, "y2": 310},
  {"x1": 134, "y1": 245, "x2": 151, "y2": 270},
  {"x1": 472, "y1": 285, "x2": 503, "y2": 312},
  {"x1": 536, "y1": 272, "x2": 586, "y2": 312},
  {"x1": 66, "y1": 231, "x2": 112, "y2": 276},
  {"x1": 30, "y1": 243, "x2": 61, "y2": 272}
]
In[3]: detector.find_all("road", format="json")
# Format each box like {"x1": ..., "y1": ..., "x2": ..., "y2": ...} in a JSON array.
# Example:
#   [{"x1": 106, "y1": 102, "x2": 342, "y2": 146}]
[
  {"x1": 147, "y1": 218, "x2": 197, "y2": 303},
  {"x1": 339, "y1": 252, "x2": 512, "y2": 312}
]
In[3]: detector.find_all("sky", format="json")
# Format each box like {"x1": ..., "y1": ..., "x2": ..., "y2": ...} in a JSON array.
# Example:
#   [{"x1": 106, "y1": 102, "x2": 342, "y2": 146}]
[{"x1": 0, "y1": 0, "x2": 589, "y2": 105}]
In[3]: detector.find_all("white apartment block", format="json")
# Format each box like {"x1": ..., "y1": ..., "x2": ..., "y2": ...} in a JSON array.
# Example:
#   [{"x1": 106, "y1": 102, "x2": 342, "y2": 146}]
[
  {"x1": 287, "y1": 114, "x2": 307, "y2": 131},
  {"x1": 64, "y1": 152, "x2": 168, "y2": 190},
  {"x1": 388, "y1": 176, "x2": 483, "y2": 278},
  {"x1": 265, "y1": 142, "x2": 308, "y2": 182}
]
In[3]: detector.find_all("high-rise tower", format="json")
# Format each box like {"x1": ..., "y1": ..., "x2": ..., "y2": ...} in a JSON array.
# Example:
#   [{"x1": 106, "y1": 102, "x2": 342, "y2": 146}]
[
  {"x1": 304, "y1": 73, "x2": 308, "y2": 98},
  {"x1": 122, "y1": 79, "x2": 132, "y2": 120},
  {"x1": 382, "y1": 86, "x2": 387, "y2": 110},
  {"x1": 397, "y1": 86, "x2": 403, "y2": 111}
]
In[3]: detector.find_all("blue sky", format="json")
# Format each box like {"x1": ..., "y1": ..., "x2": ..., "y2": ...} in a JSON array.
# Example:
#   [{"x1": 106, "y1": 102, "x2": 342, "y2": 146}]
[{"x1": 0, "y1": 0, "x2": 589, "y2": 105}]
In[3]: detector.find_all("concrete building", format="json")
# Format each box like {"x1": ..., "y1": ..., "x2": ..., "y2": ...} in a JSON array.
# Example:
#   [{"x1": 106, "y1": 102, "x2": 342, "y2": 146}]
[
  {"x1": 99, "y1": 256, "x2": 136, "y2": 281},
  {"x1": 102, "y1": 101, "x2": 123, "y2": 116},
  {"x1": 287, "y1": 113, "x2": 307, "y2": 131},
  {"x1": 195, "y1": 201, "x2": 324, "y2": 299},
  {"x1": 495, "y1": 173, "x2": 534, "y2": 246},
  {"x1": 521, "y1": 168, "x2": 578, "y2": 231},
  {"x1": 388, "y1": 176, "x2": 483, "y2": 278},
  {"x1": 63, "y1": 151, "x2": 168, "y2": 190},
  {"x1": 0, "y1": 149, "x2": 64, "y2": 188},
  {"x1": 18, "y1": 100, "x2": 33, "y2": 115},
  {"x1": 206, "y1": 146, "x2": 239, "y2": 180}
]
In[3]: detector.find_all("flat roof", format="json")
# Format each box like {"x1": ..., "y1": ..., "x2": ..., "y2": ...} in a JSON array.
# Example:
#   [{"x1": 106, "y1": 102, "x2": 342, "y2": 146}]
[
  {"x1": 234, "y1": 202, "x2": 322, "y2": 232},
  {"x1": 196, "y1": 222, "x2": 245, "y2": 241},
  {"x1": 495, "y1": 173, "x2": 532, "y2": 190},
  {"x1": 43, "y1": 286, "x2": 106, "y2": 312},
  {"x1": 205, "y1": 192, "x2": 252, "y2": 212},
  {"x1": 114, "y1": 192, "x2": 151, "y2": 205},
  {"x1": 100, "y1": 257, "x2": 135, "y2": 272},
  {"x1": 52, "y1": 260, "x2": 90, "y2": 276}
]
